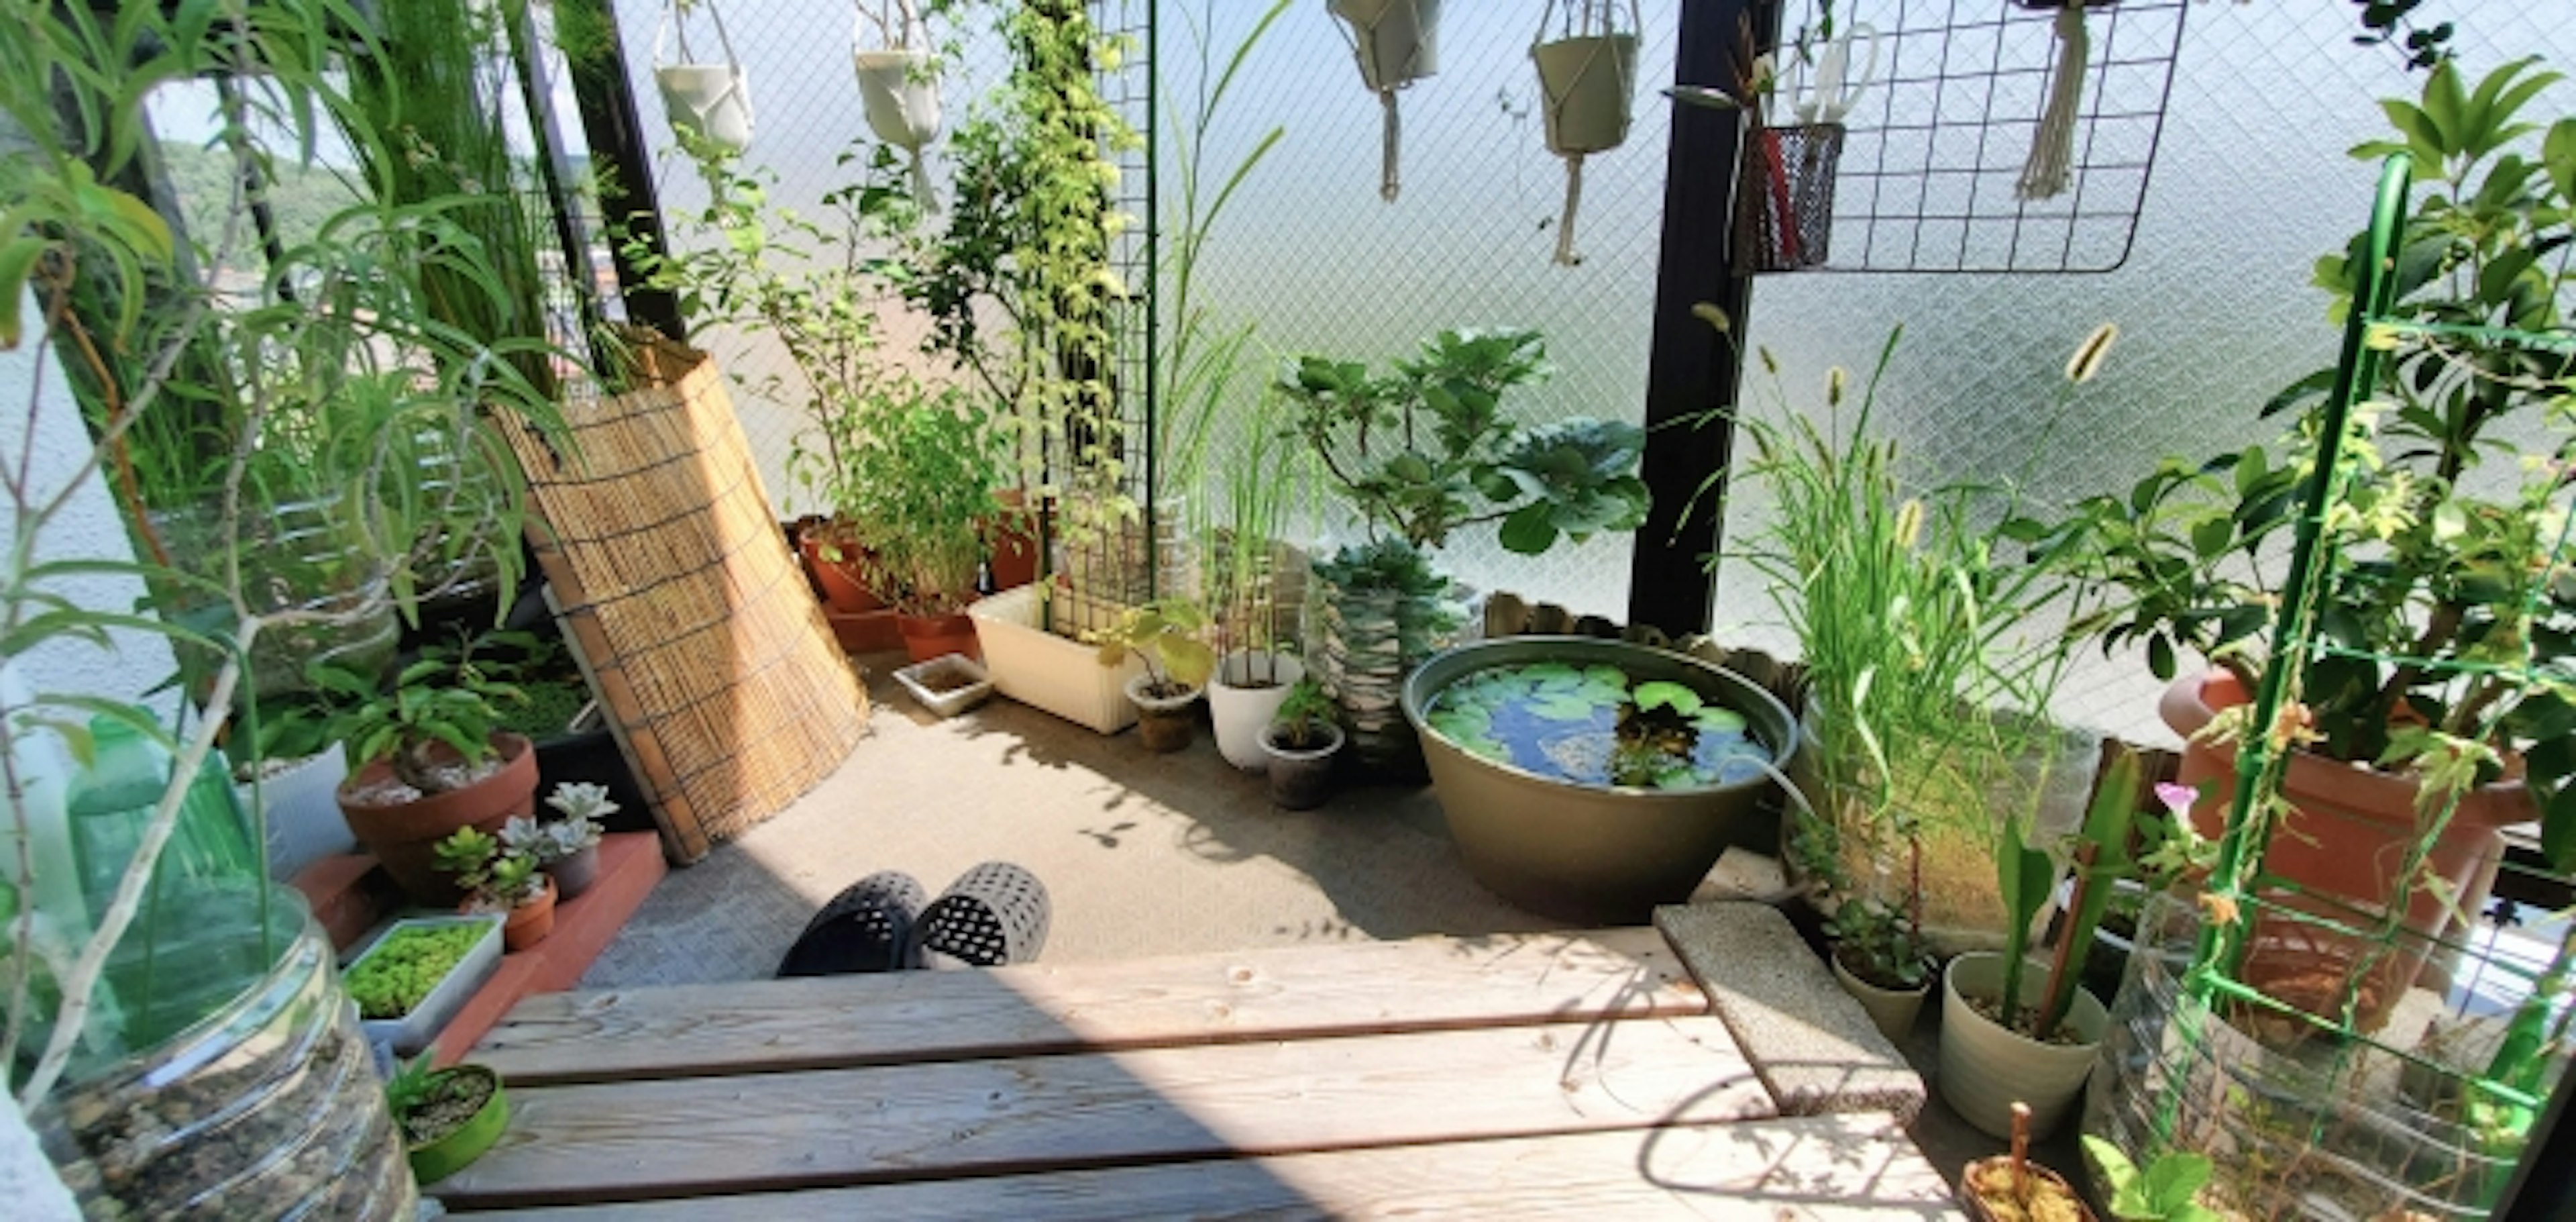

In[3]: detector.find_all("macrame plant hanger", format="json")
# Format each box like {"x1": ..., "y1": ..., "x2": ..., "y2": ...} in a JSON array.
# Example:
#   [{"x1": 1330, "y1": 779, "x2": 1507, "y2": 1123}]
[
  {"x1": 1328, "y1": 0, "x2": 1444, "y2": 203},
  {"x1": 653, "y1": 0, "x2": 755, "y2": 152},
  {"x1": 2017, "y1": 1, "x2": 2095, "y2": 200},
  {"x1": 854, "y1": 1, "x2": 944, "y2": 211},
  {"x1": 1532, "y1": 0, "x2": 1642, "y2": 265}
]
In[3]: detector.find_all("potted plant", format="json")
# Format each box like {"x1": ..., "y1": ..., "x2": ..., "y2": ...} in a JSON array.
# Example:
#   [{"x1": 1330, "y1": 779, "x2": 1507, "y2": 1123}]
[
  {"x1": 852, "y1": 0, "x2": 943, "y2": 207},
  {"x1": 2040, "y1": 56, "x2": 2576, "y2": 1031},
  {"x1": 343, "y1": 915, "x2": 505, "y2": 1056},
  {"x1": 385, "y1": 1052, "x2": 511, "y2": 1186},
  {"x1": 1277, "y1": 328, "x2": 1651, "y2": 774},
  {"x1": 845, "y1": 379, "x2": 1013, "y2": 663},
  {"x1": 1531, "y1": 0, "x2": 1642, "y2": 264},
  {"x1": 2080, "y1": 1138, "x2": 2221, "y2": 1222},
  {"x1": 1731, "y1": 325, "x2": 2110, "y2": 954},
  {"x1": 326, "y1": 644, "x2": 540, "y2": 908},
  {"x1": 1089, "y1": 599, "x2": 1218, "y2": 754},
  {"x1": 524, "y1": 782, "x2": 616, "y2": 899},
  {"x1": 1262, "y1": 678, "x2": 1346, "y2": 809},
  {"x1": 1960, "y1": 1104, "x2": 2098, "y2": 1222},
  {"x1": 434, "y1": 827, "x2": 556, "y2": 953},
  {"x1": 1196, "y1": 389, "x2": 1316, "y2": 770},
  {"x1": 1327, "y1": 0, "x2": 1442, "y2": 201},
  {"x1": 652, "y1": 0, "x2": 753, "y2": 151},
  {"x1": 1939, "y1": 750, "x2": 2139, "y2": 1142},
  {"x1": 1822, "y1": 895, "x2": 1933, "y2": 1041}
]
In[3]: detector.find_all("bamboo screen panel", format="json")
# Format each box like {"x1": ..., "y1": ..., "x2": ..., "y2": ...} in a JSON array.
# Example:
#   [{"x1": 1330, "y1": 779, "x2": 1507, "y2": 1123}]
[{"x1": 500, "y1": 336, "x2": 867, "y2": 862}]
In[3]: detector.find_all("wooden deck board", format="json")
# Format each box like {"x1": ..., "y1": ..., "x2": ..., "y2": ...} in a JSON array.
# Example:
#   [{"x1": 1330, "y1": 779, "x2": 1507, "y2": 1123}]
[
  {"x1": 458, "y1": 1115, "x2": 1956, "y2": 1219},
  {"x1": 475, "y1": 927, "x2": 1703, "y2": 1086},
  {"x1": 433, "y1": 1013, "x2": 1772, "y2": 1210}
]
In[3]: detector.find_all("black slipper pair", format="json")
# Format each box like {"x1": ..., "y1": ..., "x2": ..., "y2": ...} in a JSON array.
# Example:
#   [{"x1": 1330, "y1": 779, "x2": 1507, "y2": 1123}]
[{"x1": 775, "y1": 862, "x2": 1051, "y2": 977}]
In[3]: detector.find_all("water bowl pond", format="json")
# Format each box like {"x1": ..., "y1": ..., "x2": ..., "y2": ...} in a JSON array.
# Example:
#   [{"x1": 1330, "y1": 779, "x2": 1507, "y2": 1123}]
[{"x1": 1403, "y1": 638, "x2": 1798, "y2": 923}]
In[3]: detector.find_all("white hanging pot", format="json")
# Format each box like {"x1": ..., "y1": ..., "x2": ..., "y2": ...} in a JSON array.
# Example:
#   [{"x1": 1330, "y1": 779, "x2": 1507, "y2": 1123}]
[
  {"x1": 653, "y1": 3, "x2": 754, "y2": 152},
  {"x1": 853, "y1": 48, "x2": 943, "y2": 150},
  {"x1": 1533, "y1": 32, "x2": 1638, "y2": 156},
  {"x1": 1529, "y1": 2, "x2": 1642, "y2": 266},
  {"x1": 1328, "y1": 0, "x2": 1443, "y2": 203}
]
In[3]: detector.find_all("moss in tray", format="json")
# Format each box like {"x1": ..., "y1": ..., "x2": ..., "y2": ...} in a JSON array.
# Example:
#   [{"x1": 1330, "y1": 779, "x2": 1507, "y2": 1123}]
[{"x1": 345, "y1": 923, "x2": 487, "y2": 1019}]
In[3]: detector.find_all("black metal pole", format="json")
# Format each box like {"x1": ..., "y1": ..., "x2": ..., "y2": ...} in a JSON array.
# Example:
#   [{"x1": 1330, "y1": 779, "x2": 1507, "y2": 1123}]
[
  {"x1": 1625, "y1": 0, "x2": 1778, "y2": 637},
  {"x1": 553, "y1": 0, "x2": 684, "y2": 341}
]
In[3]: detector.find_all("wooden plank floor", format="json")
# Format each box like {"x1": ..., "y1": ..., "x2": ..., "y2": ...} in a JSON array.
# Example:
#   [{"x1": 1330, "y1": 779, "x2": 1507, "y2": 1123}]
[{"x1": 441, "y1": 929, "x2": 1957, "y2": 1217}]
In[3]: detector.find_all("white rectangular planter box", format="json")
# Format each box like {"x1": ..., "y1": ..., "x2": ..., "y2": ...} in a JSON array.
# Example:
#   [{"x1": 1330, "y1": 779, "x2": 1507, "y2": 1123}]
[
  {"x1": 893, "y1": 653, "x2": 996, "y2": 719},
  {"x1": 969, "y1": 586, "x2": 1144, "y2": 734},
  {"x1": 343, "y1": 913, "x2": 504, "y2": 1056}
]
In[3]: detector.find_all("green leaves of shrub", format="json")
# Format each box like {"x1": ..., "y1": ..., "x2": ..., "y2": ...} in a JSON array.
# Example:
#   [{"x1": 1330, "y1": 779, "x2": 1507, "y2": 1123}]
[
  {"x1": 344, "y1": 923, "x2": 486, "y2": 1019},
  {"x1": 2082, "y1": 1137, "x2": 2220, "y2": 1222}
]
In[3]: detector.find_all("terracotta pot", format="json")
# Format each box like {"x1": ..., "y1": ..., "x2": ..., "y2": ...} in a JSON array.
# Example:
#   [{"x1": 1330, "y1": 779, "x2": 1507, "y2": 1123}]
[
  {"x1": 1127, "y1": 674, "x2": 1201, "y2": 754},
  {"x1": 985, "y1": 491, "x2": 1040, "y2": 594},
  {"x1": 337, "y1": 733, "x2": 539, "y2": 906},
  {"x1": 897, "y1": 611, "x2": 978, "y2": 664},
  {"x1": 547, "y1": 842, "x2": 601, "y2": 901},
  {"x1": 824, "y1": 607, "x2": 904, "y2": 654},
  {"x1": 499, "y1": 877, "x2": 555, "y2": 952},
  {"x1": 2159, "y1": 670, "x2": 2527, "y2": 1030},
  {"x1": 798, "y1": 523, "x2": 884, "y2": 613}
]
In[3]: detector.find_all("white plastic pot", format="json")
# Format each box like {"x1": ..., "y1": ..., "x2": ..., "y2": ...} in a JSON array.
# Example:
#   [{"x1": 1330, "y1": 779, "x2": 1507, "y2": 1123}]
[
  {"x1": 1937, "y1": 952, "x2": 2106, "y2": 1141},
  {"x1": 655, "y1": 64, "x2": 754, "y2": 152},
  {"x1": 233, "y1": 746, "x2": 354, "y2": 884},
  {"x1": 969, "y1": 586, "x2": 1144, "y2": 734},
  {"x1": 1830, "y1": 950, "x2": 1930, "y2": 1044},
  {"x1": 1207, "y1": 650, "x2": 1304, "y2": 772},
  {"x1": 853, "y1": 48, "x2": 942, "y2": 150},
  {"x1": 1534, "y1": 33, "x2": 1638, "y2": 156},
  {"x1": 1331, "y1": 0, "x2": 1442, "y2": 90}
]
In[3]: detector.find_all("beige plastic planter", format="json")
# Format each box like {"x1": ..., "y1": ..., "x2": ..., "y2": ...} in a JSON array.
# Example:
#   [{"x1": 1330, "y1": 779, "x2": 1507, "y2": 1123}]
[
  {"x1": 1831, "y1": 952, "x2": 1930, "y2": 1043},
  {"x1": 853, "y1": 46, "x2": 942, "y2": 206},
  {"x1": 1938, "y1": 952, "x2": 2106, "y2": 1141},
  {"x1": 969, "y1": 586, "x2": 1143, "y2": 733}
]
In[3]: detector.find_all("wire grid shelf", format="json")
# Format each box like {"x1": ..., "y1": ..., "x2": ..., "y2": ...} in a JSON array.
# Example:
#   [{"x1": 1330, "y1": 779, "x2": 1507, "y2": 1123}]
[
  {"x1": 2119, "y1": 156, "x2": 2576, "y2": 1218},
  {"x1": 1760, "y1": 0, "x2": 2188, "y2": 274},
  {"x1": 1042, "y1": 0, "x2": 1161, "y2": 642}
]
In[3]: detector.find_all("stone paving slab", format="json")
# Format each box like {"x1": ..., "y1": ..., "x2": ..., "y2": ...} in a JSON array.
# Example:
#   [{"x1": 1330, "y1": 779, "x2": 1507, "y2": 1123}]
[{"x1": 1656, "y1": 900, "x2": 1928, "y2": 1123}]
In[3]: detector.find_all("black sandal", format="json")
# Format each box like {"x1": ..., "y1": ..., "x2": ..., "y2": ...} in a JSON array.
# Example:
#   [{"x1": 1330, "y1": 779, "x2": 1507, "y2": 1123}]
[
  {"x1": 777, "y1": 870, "x2": 928, "y2": 976},
  {"x1": 914, "y1": 862, "x2": 1051, "y2": 969}
]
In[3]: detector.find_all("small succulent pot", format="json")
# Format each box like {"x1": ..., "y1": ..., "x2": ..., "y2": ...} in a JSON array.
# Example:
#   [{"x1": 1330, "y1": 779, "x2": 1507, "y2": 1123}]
[
  {"x1": 1830, "y1": 948, "x2": 1931, "y2": 1043},
  {"x1": 1262, "y1": 721, "x2": 1345, "y2": 810},
  {"x1": 403, "y1": 1064, "x2": 510, "y2": 1185},
  {"x1": 547, "y1": 843, "x2": 602, "y2": 901},
  {"x1": 498, "y1": 878, "x2": 557, "y2": 953},
  {"x1": 1126, "y1": 673, "x2": 1201, "y2": 754}
]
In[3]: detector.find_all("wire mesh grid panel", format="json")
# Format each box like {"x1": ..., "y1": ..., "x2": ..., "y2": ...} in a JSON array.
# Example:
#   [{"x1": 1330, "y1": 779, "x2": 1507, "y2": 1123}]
[
  {"x1": 1754, "y1": 0, "x2": 2189, "y2": 274},
  {"x1": 1169, "y1": 2, "x2": 1678, "y2": 617}
]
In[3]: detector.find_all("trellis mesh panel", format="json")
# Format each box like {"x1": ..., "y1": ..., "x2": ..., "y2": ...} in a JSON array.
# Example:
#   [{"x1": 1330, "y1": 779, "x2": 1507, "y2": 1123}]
[{"x1": 1715, "y1": 2, "x2": 2576, "y2": 746}]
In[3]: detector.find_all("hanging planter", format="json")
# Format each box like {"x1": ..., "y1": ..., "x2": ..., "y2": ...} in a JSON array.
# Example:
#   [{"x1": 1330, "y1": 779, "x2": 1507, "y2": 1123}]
[
  {"x1": 1530, "y1": 1, "x2": 1640, "y2": 266},
  {"x1": 653, "y1": 1, "x2": 754, "y2": 153},
  {"x1": 852, "y1": 2, "x2": 944, "y2": 209},
  {"x1": 1328, "y1": 0, "x2": 1442, "y2": 202}
]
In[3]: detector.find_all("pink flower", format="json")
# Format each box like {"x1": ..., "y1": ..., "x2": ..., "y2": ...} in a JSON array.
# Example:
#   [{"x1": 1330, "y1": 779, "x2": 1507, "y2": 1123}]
[{"x1": 2154, "y1": 782, "x2": 2198, "y2": 818}]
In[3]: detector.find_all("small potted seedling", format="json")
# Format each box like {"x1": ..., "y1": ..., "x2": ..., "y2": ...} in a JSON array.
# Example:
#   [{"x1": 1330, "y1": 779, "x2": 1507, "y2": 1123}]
[
  {"x1": 435, "y1": 826, "x2": 557, "y2": 952},
  {"x1": 1960, "y1": 1103, "x2": 2098, "y2": 1221},
  {"x1": 1260, "y1": 677, "x2": 1345, "y2": 810},
  {"x1": 2080, "y1": 1137, "x2": 2221, "y2": 1222},
  {"x1": 1823, "y1": 895, "x2": 1934, "y2": 1041},
  {"x1": 516, "y1": 782, "x2": 616, "y2": 900},
  {"x1": 1088, "y1": 598, "x2": 1217, "y2": 754},
  {"x1": 386, "y1": 1052, "x2": 511, "y2": 1185}
]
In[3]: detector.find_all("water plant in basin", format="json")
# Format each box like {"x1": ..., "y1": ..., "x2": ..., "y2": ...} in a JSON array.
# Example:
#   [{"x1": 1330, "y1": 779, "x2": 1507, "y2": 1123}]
[{"x1": 1421, "y1": 661, "x2": 1772, "y2": 791}]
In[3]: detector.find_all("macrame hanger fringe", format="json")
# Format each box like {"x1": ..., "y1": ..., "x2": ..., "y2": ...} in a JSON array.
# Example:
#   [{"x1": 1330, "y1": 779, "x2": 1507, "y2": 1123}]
[
  {"x1": 1379, "y1": 89, "x2": 1403, "y2": 203},
  {"x1": 2017, "y1": 4, "x2": 2088, "y2": 201},
  {"x1": 1554, "y1": 154, "x2": 1585, "y2": 266}
]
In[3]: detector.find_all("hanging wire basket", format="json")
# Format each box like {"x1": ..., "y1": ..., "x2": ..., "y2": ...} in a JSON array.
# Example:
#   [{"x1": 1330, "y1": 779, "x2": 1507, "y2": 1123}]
[{"x1": 1732, "y1": 121, "x2": 1843, "y2": 273}]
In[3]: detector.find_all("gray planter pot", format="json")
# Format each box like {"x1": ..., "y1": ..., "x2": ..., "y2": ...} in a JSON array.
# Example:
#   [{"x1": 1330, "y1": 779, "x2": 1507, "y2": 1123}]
[
  {"x1": 1937, "y1": 952, "x2": 2106, "y2": 1141},
  {"x1": 1261, "y1": 721, "x2": 1344, "y2": 811},
  {"x1": 1400, "y1": 636, "x2": 1797, "y2": 924}
]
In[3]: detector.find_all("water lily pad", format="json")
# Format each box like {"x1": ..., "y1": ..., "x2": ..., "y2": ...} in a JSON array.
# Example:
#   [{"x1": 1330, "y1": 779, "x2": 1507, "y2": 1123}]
[
  {"x1": 1633, "y1": 681, "x2": 1703, "y2": 715},
  {"x1": 1692, "y1": 707, "x2": 1748, "y2": 734},
  {"x1": 1528, "y1": 693, "x2": 1599, "y2": 721},
  {"x1": 1462, "y1": 735, "x2": 1511, "y2": 762}
]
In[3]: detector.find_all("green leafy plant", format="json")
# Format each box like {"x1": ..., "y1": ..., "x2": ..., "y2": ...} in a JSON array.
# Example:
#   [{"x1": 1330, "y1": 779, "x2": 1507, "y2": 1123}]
[
  {"x1": 2041, "y1": 57, "x2": 2576, "y2": 865},
  {"x1": 839, "y1": 380, "x2": 1014, "y2": 617},
  {"x1": 432, "y1": 827, "x2": 547, "y2": 911},
  {"x1": 1090, "y1": 599, "x2": 1217, "y2": 698},
  {"x1": 2082, "y1": 1137, "x2": 2222, "y2": 1222},
  {"x1": 1994, "y1": 748, "x2": 2141, "y2": 1039},
  {"x1": 383, "y1": 1052, "x2": 498, "y2": 1147},
  {"x1": 1277, "y1": 328, "x2": 1648, "y2": 556},
  {"x1": 343, "y1": 923, "x2": 487, "y2": 1020},
  {"x1": 1823, "y1": 896, "x2": 1933, "y2": 992},
  {"x1": 317, "y1": 638, "x2": 527, "y2": 795},
  {"x1": 1269, "y1": 677, "x2": 1339, "y2": 750}
]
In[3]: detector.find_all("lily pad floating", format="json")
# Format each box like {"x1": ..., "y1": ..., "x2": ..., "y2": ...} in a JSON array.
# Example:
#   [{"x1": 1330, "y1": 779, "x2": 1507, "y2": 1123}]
[
  {"x1": 1633, "y1": 681, "x2": 1703, "y2": 716},
  {"x1": 1692, "y1": 707, "x2": 1747, "y2": 734}
]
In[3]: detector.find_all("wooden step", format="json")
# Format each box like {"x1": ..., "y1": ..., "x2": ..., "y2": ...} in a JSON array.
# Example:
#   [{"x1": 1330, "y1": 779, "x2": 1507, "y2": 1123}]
[
  {"x1": 455, "y1": 1113, "x2": 1952, "y2": 1220},
  {"x1": 433, "y1": 1012, "x2": 1768, "y2": 1209},
  {"x1": 474, "y1": 927, "x2": 1703, "y2": 1085},
  {"x1": 415, "y1": 832, "x2": 664, "y2": 1064}
]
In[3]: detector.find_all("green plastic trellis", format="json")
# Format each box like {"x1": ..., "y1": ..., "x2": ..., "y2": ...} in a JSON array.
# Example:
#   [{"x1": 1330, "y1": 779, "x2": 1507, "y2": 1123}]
[{"x1": 2151, "y1": 153, "x2": 2576, "y2": 1200}]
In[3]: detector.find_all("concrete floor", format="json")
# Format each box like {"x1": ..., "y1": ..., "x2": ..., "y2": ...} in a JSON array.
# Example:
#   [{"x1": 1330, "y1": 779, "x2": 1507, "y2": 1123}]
[{"x1": 580, "y1": 650, "x2": 1562, "y2": 988}]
